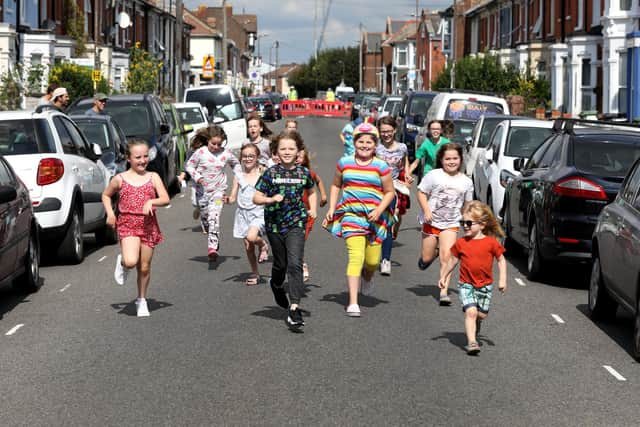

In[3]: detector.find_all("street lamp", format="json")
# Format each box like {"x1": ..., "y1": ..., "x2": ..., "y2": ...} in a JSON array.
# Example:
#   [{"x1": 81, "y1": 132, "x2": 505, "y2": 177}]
[
  {"x1": 338, "y1": 60, "x2": 345, "y2": 86},
  {"x1": 256, "y1": 32, "x2": 270, "y2": 63}
]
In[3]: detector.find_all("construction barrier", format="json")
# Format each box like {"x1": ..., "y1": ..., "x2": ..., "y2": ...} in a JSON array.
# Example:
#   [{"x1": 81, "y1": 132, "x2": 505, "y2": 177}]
[{"x1": 282, "y1": 100, "x2": 352, "y2": 119}]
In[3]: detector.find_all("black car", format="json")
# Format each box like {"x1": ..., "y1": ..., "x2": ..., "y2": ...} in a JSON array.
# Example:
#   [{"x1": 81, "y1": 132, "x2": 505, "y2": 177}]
[
  {"x1": 248, "y1": 96, "x2": 276, "y2": 121},
  {"x1": 396, "y1": 91, "x2": 439, "y2": 162},
  {"x1": 503, "y1": 119, "x2": 640, "y2": 280},
  {"x1": 67, "y1": 94, "x2": 178, "y2": 191},
  {"x1": 590, "y1": 156, "x2": 640, "y2": 360},
  {"x1": 264, "y1": 92, "x2": 283, "y2": 120},
  {"x1": 70, "y1": 115, "x2": 128, "y2": 178},
  {"x1": 0, "y1": 155, "x2": 40, "y2": 293}
]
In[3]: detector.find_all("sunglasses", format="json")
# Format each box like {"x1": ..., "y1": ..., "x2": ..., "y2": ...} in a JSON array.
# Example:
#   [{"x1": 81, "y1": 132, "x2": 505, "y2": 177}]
[{"x1": 459, "y1": 220, "x2": 480, "y2": 227}]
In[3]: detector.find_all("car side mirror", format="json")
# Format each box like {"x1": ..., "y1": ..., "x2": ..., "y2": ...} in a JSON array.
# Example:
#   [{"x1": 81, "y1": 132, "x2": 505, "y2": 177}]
[
  {"x1": 182, "y1": 124, "x2": 193, "y2": 134},
  {"x1": 92, "y1": 143, "x2": 103, "y2": 157},
  {"x1": 0, "y1": 185, "x2": 17, "y2": 203},
  {"x1": 160, "y1": 124, "x2": 170, "y2": 134},
  {"x1": 513, "y1": 158, "x2": 524, "y2": 171},
  {"x1": 484, "y1": 149, "x2": 493, "y2": 161},
  {"x1": 464, "y1": 136, "x2": 472, "y2": 151}
]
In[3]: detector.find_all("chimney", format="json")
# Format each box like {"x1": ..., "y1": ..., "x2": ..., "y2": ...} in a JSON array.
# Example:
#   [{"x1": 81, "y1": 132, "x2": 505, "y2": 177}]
[{"x1": 207, "y1": 17, "x2": 217, "y2": 28}]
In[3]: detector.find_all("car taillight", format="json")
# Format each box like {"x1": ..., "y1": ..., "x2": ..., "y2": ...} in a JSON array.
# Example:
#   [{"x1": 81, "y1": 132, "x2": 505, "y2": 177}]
[
  {"x1": 37, "y1": 158, "x2": 64, "y2": 185},
  {"x1": 552, "y1": 176, "x2": 607, "y2": 200}
]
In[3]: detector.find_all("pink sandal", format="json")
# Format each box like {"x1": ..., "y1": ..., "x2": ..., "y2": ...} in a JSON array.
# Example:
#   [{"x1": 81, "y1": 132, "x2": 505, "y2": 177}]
[{"x1": 258, "y1": 244, "x2": 269, "y2": 263}]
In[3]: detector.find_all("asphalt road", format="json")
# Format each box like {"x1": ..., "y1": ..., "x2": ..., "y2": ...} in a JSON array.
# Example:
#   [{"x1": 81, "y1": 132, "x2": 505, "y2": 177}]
[{"x1": 1, "y1": 117, "x2": 638, "y2": 426}]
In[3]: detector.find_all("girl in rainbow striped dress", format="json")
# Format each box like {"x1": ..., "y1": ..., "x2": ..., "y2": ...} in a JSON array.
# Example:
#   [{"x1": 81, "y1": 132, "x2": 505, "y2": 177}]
[{"x1": 323, "y1": 123, "x2": 396, "y2": 317}]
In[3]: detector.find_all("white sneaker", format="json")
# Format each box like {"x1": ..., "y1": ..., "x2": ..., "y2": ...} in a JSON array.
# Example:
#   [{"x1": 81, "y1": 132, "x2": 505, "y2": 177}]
[
  {"x1": 136, "y1": 299, "x2": 150, "y2": 317},
  {"x1": 345, "y1": 304, "x2": 361, "y2": 317},
  {"x1": 114, "y1": 254, "x2": 129, "y2": 286},
  {"x1": 380, "y1": 259, "x2": 391, "y2": 276},
  {"x1": 360, "y1": 274, "x2": 375, "y2": 296}
]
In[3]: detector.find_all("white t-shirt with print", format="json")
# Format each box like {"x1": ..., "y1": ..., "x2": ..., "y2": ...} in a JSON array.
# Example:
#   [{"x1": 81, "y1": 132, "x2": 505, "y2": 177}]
[{"x1": 417, "y1": 168, "x2": 473, "y2": 229}]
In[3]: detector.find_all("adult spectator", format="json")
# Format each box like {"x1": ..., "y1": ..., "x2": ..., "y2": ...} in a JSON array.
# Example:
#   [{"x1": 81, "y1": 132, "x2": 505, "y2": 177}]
[
  {"x1": 86, "y1": 93, "x2": 108, "y2": 116},
  {"x1": 326, "y1": 88, "x2": 335, "y2": 101},
  {"x1": 51, "y1": 87, "x2": 69, "y2": 111},
  {"x1": 288, "y1": 86, "x2": 298, "y2": 101},
  {"x1": 38, "y1": 84, "x2": 58, "y2": 106}
]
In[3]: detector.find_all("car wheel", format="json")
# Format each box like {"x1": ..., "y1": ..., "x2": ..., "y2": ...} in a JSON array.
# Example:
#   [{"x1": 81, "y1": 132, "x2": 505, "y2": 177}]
[
  {"x1": 526, "y1": 222, "x2": 544, "y2": 280},
  {"x1": 14, "y1": 227, "x2": 40, "y2": 293},
  {"x1": 502, "y1": 207, "x2": 518, "y2": 254},
  {"x1": 95, "y1": 223, "x2": 118, "y2": 246},
  {"x1": 588, "y1": 254, "x2": 617, "y2": 320},
  {"x1": 59, "y1": 207, "x2": 84, "y2": 264}
]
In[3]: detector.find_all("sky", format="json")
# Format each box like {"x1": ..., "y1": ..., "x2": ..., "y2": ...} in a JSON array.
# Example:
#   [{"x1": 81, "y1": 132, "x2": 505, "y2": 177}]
[{"x1": 184, "y1": 0, "x2": 451, "y2": 64}]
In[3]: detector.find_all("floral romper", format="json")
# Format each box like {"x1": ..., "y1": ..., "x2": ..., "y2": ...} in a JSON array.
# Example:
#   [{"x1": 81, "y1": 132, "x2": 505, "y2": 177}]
[{"x1": 116, "y1": 175, "x2": 163, "y2": 248}]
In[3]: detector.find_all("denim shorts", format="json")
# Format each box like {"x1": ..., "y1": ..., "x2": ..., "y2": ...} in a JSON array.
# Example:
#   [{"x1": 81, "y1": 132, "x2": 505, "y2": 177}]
[{"x1": 458, "y1": 283, "x2": 493, "y2": 314}]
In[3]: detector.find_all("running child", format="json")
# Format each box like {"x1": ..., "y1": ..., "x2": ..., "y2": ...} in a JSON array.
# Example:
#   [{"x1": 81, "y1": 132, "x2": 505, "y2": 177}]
[
  {"x1": 324, "y1": 123, "x2": 396, "y2": 317},
  {"x1": 297, "y1": 146, "x2": 328, "y2": 281},
  {"x1": 408, "y1": 120, "x2": 449, "y2": 177},
  {"x1": 102, "y1": 138, "x2": 170, "y2": 317},
  {"x1": 285, "y1": 119, "x2": 298, "y2": 131},
  {"x1": 254, "y1": 130, "x2": 317, "y2": 331},
  {"x1": 244, "y1": 113, "x2": 273, "y2": 166},
  {"x1": 228, "y1": 143, "x2": 269, "y2": 286},
  {"x1": 438, "y1": 201, "x2": 507, "y2": 355},
  {"x1": 178, "y1": 129, "x2": 208, "y2": 221},
  {"x1": 185, "y1": 125, "x2": 243, "y2": 261},
  {"x1": 416, "y1": 143, "x2": 473, "y2": 305}
]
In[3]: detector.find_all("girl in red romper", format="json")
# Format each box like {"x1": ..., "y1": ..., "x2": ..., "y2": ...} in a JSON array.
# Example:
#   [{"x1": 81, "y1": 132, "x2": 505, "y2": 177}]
[{"x1": 102, "y1": 139, "x2": 170, "y2": 317}]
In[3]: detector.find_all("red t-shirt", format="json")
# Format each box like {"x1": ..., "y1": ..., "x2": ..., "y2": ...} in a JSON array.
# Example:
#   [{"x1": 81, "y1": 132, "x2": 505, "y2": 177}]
[
  {"x1": 302, "y1": 169, "x2": 320, "y2": 209},
  {"x1": 450, "y1": 236, "x2": 505, "y2": 288}
]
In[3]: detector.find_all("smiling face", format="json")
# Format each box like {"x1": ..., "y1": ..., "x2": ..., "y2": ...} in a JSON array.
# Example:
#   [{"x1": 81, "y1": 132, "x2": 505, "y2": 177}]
[
  {"x1": 248, "y1": 119, "x2": 262, "y2": 140},
  {"x1": 127, "y1": 142, "x2": 149, "y2": 173},
  {"x1": 461, "y1": 213, "x2": 485, "y2": 238},
  {"x1": 429, "y1": 121, "x2": 442, "y2": 141},
  {"x1": 207, "y1": 136, "x2": 224, "y2": 154},
  {"x1": 354, "y1": 134, "x2": 377, "y2": 161},
  {"x1": 441, "y1": 149, "x2": 461, "y2": 175},
  {"x1": 240, "y1": 145, "x2": 259, "y2": 170},
  {"x1": 276, "y1": 137, "x2": 299, "y2": 167},
  {"x1": 379, "y1": 123, "x2": 395, "y2": 145}
]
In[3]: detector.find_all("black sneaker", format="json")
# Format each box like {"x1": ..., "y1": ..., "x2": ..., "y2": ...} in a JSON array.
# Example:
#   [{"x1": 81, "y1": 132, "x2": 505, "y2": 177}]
[
  {"x1": 418, "y1": 258, "x2": 431, "y2": 271},
  {"x1": 286, "y1": 307, "x2": 304, "y2": 330},
  {"x1": 270, "y1": 280, "x2": 289, "y2": 309}
]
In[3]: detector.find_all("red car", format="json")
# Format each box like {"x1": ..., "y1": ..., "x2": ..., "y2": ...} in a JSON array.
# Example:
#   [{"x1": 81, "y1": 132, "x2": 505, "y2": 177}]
[{"x1": 0, "y1": 155, "x2": 40, "y2": 293}]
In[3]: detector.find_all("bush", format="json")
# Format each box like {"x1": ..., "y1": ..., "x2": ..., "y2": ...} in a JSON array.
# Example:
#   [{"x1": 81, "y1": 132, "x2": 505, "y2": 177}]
[
  {"x1": 25, "y1": 64, "x2": 45, "y2": 96},
  {"x1": 0, "y1": 69, "x2": 23, "y2": 110},
  {"x1": 49, "y1": 63, "x2": 109, "y2": 103},
  {"x1": 125, "y1": 42, "x2": 161, "y2": 94}
]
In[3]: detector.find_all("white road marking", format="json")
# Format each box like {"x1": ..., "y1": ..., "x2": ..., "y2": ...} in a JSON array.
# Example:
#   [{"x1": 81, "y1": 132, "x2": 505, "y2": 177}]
[
  {"x1": 59, "y1": 283, "x2": 71, "y2": 292},
  {"x1": 165, "y1": 204, "x2": 172, "y2": 209},
  {"x1": 514, "y1": 277, "x2": 526, "y2": 287},
  {"x1": 5, "y1": 324, "x2": 24, "y2": 336},
  {"x1": 603, "y1": 365, "x2": 626, "y2": 381},
  {"x1": 98, "y1": 256, "x2": 107, "y2": 263},
  {"x1": 551, "y1": 314, "x2": 565, "y2": 324}
]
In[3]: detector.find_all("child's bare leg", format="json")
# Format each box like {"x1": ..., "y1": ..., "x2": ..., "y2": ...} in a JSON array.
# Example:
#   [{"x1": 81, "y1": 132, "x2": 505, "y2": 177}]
[
  {"x1": 347, "y1": 275, "x2": 360, "y2": 305},
  {"x1": 420, "y1": 234, "x2": 438, "y2": 265},
  {"x1": 120, "y1": 236, "x2": 141, "y2": 268},
  {"x1": 438, "y1": 229, "x2": 458, "y2": 294},
  {"x1": 244, "y1": 238, "x2": 258, "y2": 275},
  {"x1": 137, "y1": 244, "x2": 155, "y2": 299},
  {"x1": 464, "y1": 306, "x2": 479, "y2": 344}
]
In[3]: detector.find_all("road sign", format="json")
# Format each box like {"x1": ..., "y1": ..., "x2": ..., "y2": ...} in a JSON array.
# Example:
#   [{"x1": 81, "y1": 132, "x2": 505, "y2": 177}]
[
  {"x1": 92, "y1": 70, "x2": 101, "y2": 81},
  {"x1": 202, "y1": 55, "x2": 215, "y2": 79}
]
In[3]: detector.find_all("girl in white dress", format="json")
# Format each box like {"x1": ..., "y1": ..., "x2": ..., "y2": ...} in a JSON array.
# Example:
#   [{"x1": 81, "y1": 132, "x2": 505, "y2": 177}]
[{"x1": 228, "y1": 143, "x2": 269, "y2": 285}]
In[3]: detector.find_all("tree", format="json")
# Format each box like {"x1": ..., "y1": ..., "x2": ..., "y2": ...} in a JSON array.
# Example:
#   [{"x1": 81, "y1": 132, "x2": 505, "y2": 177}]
[
  {"x1": 49, "y1": 63, "x2": 110, "y2": 102},
  {"x1": 0, "y1": 69, "x2": 23, "y2": 110},
  {"x1": 125, "y1": 42, "x2": 161, "y2": 94},
  {"x1": 288, "y1": 47, "x2": 359, "y2": 98}
]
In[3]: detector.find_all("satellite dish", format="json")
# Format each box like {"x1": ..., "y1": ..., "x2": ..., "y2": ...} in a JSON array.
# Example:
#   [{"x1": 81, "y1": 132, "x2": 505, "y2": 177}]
[{"x1": 117, "y1": 12, "x2": 131, "y2": 29}]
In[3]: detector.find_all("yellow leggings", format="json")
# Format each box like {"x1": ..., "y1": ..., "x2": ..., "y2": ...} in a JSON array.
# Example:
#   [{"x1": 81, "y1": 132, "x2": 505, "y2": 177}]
[{"x1": 345, "y1": 235, "x2": 382, "y2": 277}]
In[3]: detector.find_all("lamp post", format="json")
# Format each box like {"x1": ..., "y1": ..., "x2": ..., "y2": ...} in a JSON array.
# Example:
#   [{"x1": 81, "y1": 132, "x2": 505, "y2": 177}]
[
  {"x1": 222, "y1": 0, "x2": 228, "y2": 84},
  {"x1": 338, "y1": 60, "x2": 345, "y2": 86}
]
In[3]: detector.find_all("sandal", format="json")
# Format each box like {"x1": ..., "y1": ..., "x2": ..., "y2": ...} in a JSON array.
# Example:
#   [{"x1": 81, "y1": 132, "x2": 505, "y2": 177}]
[
  {"x1": 245, "y1": 274, "x2": 259, "y2": 286},
  {"x1": 258, "y1": 244, "x2": 269, "y2": 263}
]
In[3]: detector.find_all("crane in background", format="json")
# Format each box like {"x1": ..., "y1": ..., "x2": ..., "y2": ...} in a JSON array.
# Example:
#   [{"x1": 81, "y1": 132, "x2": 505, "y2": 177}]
[{"x1": 314, "y1": 0, "x2": 333, "y2": 60}]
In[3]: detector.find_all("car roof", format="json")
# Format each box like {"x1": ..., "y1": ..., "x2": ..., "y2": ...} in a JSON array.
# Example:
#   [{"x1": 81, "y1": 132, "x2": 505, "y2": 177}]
[
  {"x1": 173, "y1": 102, "x2": 203, "y2": 109},
  {"x1": 69, "y1": 114, "x2": 113, "y2": 122},
  {"x1": 503, "y1": 119, "x2": 554, "y2": 128},
  {"x1": 0, "y1": 109, "x2": 64, "y2": 119}
]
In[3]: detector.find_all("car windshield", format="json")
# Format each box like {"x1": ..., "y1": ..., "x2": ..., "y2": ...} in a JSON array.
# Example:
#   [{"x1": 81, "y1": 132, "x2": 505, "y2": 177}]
[
  {"x1": 449, "y1": 120, "x2": 476, "y2": 146},
  {"x1": 103, "y1": 101, "x2": 153, "y2": 139},
  {"x1": 445, "y1": 100, "x2": 505, "y2": 121},
  {"x1": 409, "y1": 95, "x2": 436, "y2": 123},
  {"x1": 177, "y1": 107, "x2": 206, "y2": 125},
  {"x1": 76, "y1": 121, "x2": 111, "y2": 150},
  {"x1": 384, "y1": 100, "x2": 400, "y2": 113},
  {"x1": 505, "y1": 127, "x2": 552, "y2": 158},
  {"x1": 478, "y1": 117, "x2": 509, "y2": 148},
  {"x1": 574, "y1": 140, "x2": 640, "y2": 177},
  {"x1": 185, "y1": 89, "x2": 244, "y2": 122},
  {"x1": 0, "y1": 119, "x2": 55, "y2": 155}
]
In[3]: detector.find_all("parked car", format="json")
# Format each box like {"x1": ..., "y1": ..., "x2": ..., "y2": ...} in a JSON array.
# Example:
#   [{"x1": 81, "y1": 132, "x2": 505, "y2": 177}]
[
  {"x1": 473, "y1": 119, "x2": 553, "y2": 219},
  {"x1": 502, "y1": 119, "x2": 640, "y2": 280},
  {"x1": 264, "y1": 92, "x2": 283, "y2": 120},
  {"x1": 70, "y1": 115, "x2": 128, "y2": 178},
  {"x1": 378, "y1": 95, "x2": 402, "y2": 119},
  {"x1": 0, "y1": 108, "x2": 112, "y2": 263},
  {"x1": 248, "y1": 95, "x2": 277, "y2": 121},
  {"x1": 396, "y1": 91, "x2": 439, "y2": 162},
  {"x1": 589, "y1": 156, "x2": 640, "y2": 360},
  {"x1": 351, "y1": 92, "x2": 380, "y2": 120},
  {"x1": 464, "y1": 114, "x2": 527, "y2": 176},
  {"x1": 0, "y1": 155, "x2": 40, "y2": 292},
  {"x1": 184, "y1": 84, "x2": 247, "y2": 152},
  {"x1": 67, "y1": 94, "x2": 178, "y2": 192},
  {"x1": 162, "y1": 103, "x2": 191, "y2": 175}
]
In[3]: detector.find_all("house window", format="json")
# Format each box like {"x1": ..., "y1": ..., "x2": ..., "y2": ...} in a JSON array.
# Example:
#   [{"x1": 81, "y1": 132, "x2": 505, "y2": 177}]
[
  {"x1": 500, "y1": 6, "x2": 512, "y2": 47},
  {"x1": 537, "y1": 61, "x2": 547, "y2": 80},
  {"x1": 471, "y1": 18, "x2": 479, "y2": 52},
  {"x1": 3, "y1": 0, "x2": 17, "y2": 26},
  {"x1": 619, "y1": 52, "x2": 628, "y2": 113},
  {"x1": 576, "y1": 0, "x2": 584, "y2": 30},
  {"x1": 620, "y1": 0, "x2": 632, "y2": 10},
  {"x1": 84, "y1": 0, "x2": 92, "y2": 36},
  {"x1": 581, "y1": 58, "x2": 594, "y2": 111},
  {"x1": 592, "y1": 0, "x2": 600, "y2": 25},
  {"x1": 397, "y1": 46, "x2": 408, "y2": 67},
  {"x1": 548, "y1": 0, "x2": 555, "y2": 35},
  {"x1": 22, "y1": 0, "x2": 38, "y2": 28}
]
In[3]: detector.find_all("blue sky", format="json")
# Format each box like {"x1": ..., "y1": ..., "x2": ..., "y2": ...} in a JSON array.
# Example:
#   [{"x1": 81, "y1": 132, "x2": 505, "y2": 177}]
[{"x1": 184, "y1": 0, "x2": 451, "y2": 64}]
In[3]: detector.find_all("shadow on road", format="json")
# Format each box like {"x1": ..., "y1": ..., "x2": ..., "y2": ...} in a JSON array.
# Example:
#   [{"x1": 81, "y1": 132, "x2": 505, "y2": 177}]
[
  {"x1": 505, "y1": 252, "x2": 590, "y2": 290},
  {"x1": 431, "y1": 331, "x2": 496, "y2": 352},
  {"x1": 251, "y1": 306, "x2": 286, "y2": 320},
  {"x1": 0, "y1": 285, "x2": 44, "y2": 320},
  {"x1": 319, "y1": 291, "x2": 389, "y2": 308},
  {"x1": 407, "y1": 284, "x2": 459, "y2": 302},
  {"x1": 111, "y1": 299, "x2": 173, "y2": 316},
  {"x1": 576, "y1": 303, "x2": 637, "y2": 361}
]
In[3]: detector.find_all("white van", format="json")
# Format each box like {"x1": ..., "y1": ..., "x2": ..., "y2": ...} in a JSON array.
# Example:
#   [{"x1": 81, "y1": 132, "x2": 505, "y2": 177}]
[
  {"x1": 184, "y1": 84, "x2": 247, "y2": 152},
  {"x1": 335, "y1": 86, "x2": 355, "y2": 101}
]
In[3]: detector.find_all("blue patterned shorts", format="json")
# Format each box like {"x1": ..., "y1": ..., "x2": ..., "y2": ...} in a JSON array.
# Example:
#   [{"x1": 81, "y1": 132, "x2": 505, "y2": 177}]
[{"x1": 458, "y1": 283, "x2": 493, "y2": 314}]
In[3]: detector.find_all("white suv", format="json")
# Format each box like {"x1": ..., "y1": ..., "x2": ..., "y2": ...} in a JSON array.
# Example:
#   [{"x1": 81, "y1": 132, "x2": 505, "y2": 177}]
[{"x1": 0, "y1": 108, "x2": 113, "y2": 264}]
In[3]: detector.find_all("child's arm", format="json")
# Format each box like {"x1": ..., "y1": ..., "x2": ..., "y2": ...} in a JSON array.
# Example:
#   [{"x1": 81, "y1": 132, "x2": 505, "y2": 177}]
[
  {"x1": 403, "y1": 155, "x2": 414, "y2": 184},
  {"x1": 315, "y1": 175, "x2": 328, "y2": 207},
  {"x1": 497, "y1": 254, "x2": 507, "y2": 294},
  {"x1": 438, "y1": 255, "x2": 460, "y2": 289},
  {"x1": 185, "y1": 150, "x2": 202, "y2": 184},
  {"x1": 416, "y1": 189, "x2": 432, "y2": 223},
  {"x1": 101, "y1": 175, "x2": 121, "y2": 228},
  {"x1": 253, "y1": 190, "x2": 283, "y2": 206},
  {"x1": 143, "y1": 172, "x2": 170, "y2": 216},
  {"x1": 227, "y1": 177, "x2": 239, "y2": 204},
  {"x1": 227, "y1": 152, "x2": 247, "y2": 188},
  {"x1": 307, "y1": 187, "x2": 318, "y2": 218},
  {"x1": 368, "y1": 172, "x2": 395, "y2": 222}
]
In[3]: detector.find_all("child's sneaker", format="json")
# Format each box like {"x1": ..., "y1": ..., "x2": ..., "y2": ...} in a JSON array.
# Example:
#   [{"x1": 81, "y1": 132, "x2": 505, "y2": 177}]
[
  {"x1": 114, "y1": 254, "x2": 129, "y2": 286},
  {"x1": 380, "y1": 259, "x2": 391, "y2": 276},
  {"x1": 286, "y1": 307, "x2": 304, "y2": 330},
  {"x1": 465, "y1": 342, "x2": 480, "y2": 355},
  {"x1": 418, "y1": 258, "x2": 432, "y2": 271},
  {"x1": 439, "y1": 293, "x2": 451, "y2": 306},
  {"x1": 192, "y1": 208, "x2": 200, "y2": 220},
  {"x1": 345, "y1": 304, "x2": 361, "y2": 317},
  {"x1": 270, "y1": 280, "x2": 289, "y2": 309},
  {"x1": 136, "y1": 299, "x2": 150, "y2": 317}
]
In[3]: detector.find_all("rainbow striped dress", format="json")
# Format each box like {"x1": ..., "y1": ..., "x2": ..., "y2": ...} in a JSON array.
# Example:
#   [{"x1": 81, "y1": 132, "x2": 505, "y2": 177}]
[{"x1": 325, "y1": 156, "x2": 395, "y2": 244}]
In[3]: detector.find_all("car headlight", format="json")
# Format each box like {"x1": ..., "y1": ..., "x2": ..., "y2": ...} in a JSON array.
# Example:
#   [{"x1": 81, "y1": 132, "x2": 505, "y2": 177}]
[
  {"x1": 500, "y1": 169, "x2": 516, "y2": 187},
  {"x1": 148, "y1": 145, "x2": 158, "y2": 161},
  {"x1": 406, "y1": 123, "x2": 420, "y2": 132}
]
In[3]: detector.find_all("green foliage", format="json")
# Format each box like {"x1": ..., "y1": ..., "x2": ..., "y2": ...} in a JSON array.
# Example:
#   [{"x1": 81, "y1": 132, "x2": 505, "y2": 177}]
[
  {"x1": 125, "y1": 42, "x2": 161, "y2": 94},
  {"x1": 63, "y1": 0, "x2": 86, "y2": 56},
  {"x1": 0, "y1": 69, "x2": 23, "y2": 110},
  {"x1": 433, "y1": 53, "x2": 551, "y2": 110},
  {"x1": 25, "y1": 64, "x2": 45, "y2": 96},
  {"x1": 288, "y1": 47, "x2": 359, "y2": 98},
  {"x1": 49, "y1": 63, "x2": 109, "y2": 102}
]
